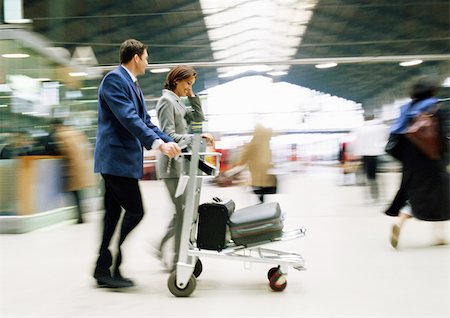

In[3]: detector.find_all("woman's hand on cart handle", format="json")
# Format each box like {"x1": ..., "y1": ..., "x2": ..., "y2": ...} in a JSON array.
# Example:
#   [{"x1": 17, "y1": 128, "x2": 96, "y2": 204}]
[
  {"x1": 201, "y1": 133, "x2": 215, "y2": 147},
  {"x1": 160, "y1": 142, "x2": 182, "y2": 158}
]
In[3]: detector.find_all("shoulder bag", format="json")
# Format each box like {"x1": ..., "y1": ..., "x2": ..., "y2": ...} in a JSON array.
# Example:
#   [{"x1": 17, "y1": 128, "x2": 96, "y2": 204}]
[
  {"x1": 385, "y1": 133, "x2": 401, "y2": 160},
  {"x1": 405, "y1": 104, "x2": 441, "y2": 160}
]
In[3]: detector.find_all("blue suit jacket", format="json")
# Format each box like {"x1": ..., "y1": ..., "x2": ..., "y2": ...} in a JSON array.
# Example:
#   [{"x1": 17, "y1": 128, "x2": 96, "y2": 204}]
[{"x1": 94, "y1": 66, "x2": 172, "y2": 179}]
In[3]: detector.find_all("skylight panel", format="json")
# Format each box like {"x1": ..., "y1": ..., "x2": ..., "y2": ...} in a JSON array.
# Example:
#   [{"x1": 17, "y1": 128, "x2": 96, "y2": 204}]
[{"x1": 200, "y1": 0, "x2": 318, "y2": 76}]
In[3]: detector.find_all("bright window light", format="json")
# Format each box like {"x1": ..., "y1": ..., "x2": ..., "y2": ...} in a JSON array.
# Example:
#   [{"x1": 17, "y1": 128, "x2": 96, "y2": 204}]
[
  {"x1": 267, "y1": 71, "x2": 288, "y2": 76},
  {"x1": 315, "y1": 62, "x2": 338, "y2": 69},
  {"x1": 200, "y1": 75, "x2": 362, "y2": 133},
  {"x1": 399, "y1": 59, "x2": 423, "y2": 67},
  {"x1": 4, "y1": 0, "x2": 32, "y2": 23},
  {"x1": 80, "y1": 86, "x2": 98, "y2": 90},
  {"x1": 150, "y1": 68, "x2": 171, "y2": 74},
  {"x1": 442, "y1": 77, "x2": 450, "y2": 87},
  {"x1": 0, "y1": 84, "x2": 12, "y2": 93},
  {"x1": 1, "y1": 53, "x2": 30, "y2": 58},
  {"x1": 218, "y1": 65, "x2": 272, "y2": 78},
  {"x1": 68, "y1": 72, "x2": 88, "y2": 77}
]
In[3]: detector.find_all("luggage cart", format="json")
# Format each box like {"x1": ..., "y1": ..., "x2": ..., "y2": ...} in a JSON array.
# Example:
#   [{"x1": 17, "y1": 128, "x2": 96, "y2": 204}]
[{"x1": 167, "y1": 133, "x2": 306, "y2": 297}]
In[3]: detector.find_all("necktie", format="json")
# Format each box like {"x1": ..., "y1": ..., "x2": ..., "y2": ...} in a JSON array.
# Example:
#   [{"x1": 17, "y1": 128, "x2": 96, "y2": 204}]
[{"x1": 135, "y1": 80, "x2": 143, "y2": 99}]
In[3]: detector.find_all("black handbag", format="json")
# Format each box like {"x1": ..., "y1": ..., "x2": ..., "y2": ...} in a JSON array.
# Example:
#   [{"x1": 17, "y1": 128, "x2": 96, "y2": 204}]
[{"x1": 385, "y1": 134, "x2": 402, "y2": 160}]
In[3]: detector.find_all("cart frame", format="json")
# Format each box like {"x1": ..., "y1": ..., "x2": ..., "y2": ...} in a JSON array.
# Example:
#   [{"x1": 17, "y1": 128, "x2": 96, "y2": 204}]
[{"x1": 168, "y1": 134, "x2": 306, "y2": 297}]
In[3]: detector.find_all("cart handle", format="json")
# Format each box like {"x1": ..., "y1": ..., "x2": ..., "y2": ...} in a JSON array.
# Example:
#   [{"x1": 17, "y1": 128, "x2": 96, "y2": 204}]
[{"x1": 179, "y1": 152, "x2": 222, "y2": 157}]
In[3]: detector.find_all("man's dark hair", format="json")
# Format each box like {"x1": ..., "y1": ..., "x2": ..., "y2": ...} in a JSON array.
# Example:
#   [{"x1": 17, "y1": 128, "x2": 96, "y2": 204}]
[{"x1": 119, "y1": 39, "x2": 147, "y2": 64}]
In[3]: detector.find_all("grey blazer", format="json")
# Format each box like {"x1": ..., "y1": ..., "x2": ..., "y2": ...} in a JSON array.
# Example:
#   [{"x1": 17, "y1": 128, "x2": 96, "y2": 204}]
[{"x1": 156, "y1": 89, "x2": 205, "y2": 178}]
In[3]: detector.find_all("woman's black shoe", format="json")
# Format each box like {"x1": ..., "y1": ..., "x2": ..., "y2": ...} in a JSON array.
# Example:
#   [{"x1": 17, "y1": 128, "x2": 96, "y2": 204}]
[{"x1": 384, "y1": 208, "x2": 399, "y2": 217}]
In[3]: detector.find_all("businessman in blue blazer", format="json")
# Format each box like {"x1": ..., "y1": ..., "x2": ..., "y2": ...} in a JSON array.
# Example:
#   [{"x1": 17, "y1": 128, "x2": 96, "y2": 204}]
[{"x1": 93, "y1": 39, "x2": 181, "y2": 288}]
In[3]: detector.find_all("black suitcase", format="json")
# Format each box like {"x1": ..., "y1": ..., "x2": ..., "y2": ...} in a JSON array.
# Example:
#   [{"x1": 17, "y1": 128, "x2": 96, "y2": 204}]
[
  {"x1": 229, "y1": 202, "x2": 284, "y2": 246},
  {"x1": 197, "y1": 197, "x2": 235, "y2": 251}
]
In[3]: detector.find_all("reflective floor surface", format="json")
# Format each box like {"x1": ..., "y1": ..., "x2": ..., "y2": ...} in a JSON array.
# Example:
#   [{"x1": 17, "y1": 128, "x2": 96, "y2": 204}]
[{"x1": 1, "y1": 166, "x2": 449, "y2": 318}]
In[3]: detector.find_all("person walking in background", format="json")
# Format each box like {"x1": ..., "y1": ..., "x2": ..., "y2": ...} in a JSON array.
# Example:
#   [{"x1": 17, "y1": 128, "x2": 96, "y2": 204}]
[
  {"x1": 156, "y1": 65, "x2": 214, "y2": 270},
  {"x1": 237, "y1": 124, "x2": 277, "y2": 203},
  {"x1": 93, "y1": 39, "x2": 181, "y2": 289},
  {"x1": 352, "y1": 113, "x2": 389, "y2": 202},
  {"x1": 338, "y1": 138, "x2": 360, "y2": 186},
  {"x1": 384, "y1": 77, "x2": 449, "y2": 248},
  {"x1": 49, "y1": 119, "x2": 96, "y2": 224},
  {"x1": 0, "y1": 130, "x2": 36, "y2": 159}
]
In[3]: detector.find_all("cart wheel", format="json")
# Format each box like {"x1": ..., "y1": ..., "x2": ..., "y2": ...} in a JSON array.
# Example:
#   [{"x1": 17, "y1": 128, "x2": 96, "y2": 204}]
[
  {"x1": 267, "y1": 266, "x2": 279, "y2": 280},
  {"x1": 193, "y1": 259, "x2": 203, "y2": 278},
  {"x1": 167, "y1": 271, "x2": 197, "y2": 297},
  {"x1": 269, "y1": 272, "x2": 287, "y2": 292}
]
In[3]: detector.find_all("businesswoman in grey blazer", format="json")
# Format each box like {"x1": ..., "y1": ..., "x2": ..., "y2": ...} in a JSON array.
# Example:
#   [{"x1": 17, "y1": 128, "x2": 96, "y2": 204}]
[
  {"x1": 93, "y1": 39, "x2": 180, "y2": 288},
  {"x1": 156, "y1": 65, "x2": 214, "y2": 270}
]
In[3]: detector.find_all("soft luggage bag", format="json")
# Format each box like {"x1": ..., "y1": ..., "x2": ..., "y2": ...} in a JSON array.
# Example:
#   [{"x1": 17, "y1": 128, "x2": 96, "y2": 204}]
[
  {"x1": 229, "y1": 202, "x2": 284, "y2": 246},
  {"x1": 197, "y1": 197, "x2": 235, "y2": 251}
]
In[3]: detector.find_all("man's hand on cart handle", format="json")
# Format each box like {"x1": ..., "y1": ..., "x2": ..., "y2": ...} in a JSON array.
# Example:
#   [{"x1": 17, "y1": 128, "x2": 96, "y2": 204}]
[{"x1": 160, "y1": 142, "x2": 182, "y2": 158}]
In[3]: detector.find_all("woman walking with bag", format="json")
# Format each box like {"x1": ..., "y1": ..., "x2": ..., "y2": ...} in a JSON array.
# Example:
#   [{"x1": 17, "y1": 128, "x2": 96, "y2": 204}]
[
  {"x1": 237, "y1": 124, "x2": 277, "y2": 204},
  {"x1": 384, "y1": 77, "x2": 449, "y2": 248}
]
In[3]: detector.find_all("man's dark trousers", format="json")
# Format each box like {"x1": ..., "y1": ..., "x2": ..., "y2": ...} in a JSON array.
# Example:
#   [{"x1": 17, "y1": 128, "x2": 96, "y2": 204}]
[{"x1": 94, "y1": 173, "x2": 144, "y2": 277}]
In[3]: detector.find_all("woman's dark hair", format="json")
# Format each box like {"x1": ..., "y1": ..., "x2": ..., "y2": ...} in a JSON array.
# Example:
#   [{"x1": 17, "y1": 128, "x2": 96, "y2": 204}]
[
  {"x1": 164, "y1": 65, "x2": 197, "y2": 90},
  {"x1": 119, "y1": 39, "x2": 147, "y2": 64},
  {"x1": 409, "y1": 77, "x2": 438, "y2": 100}
]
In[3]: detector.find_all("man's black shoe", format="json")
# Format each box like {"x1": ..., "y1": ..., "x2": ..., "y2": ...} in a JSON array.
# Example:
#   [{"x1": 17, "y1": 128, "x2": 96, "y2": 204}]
[
  {"x1": 112, "y1": 274, "x2": 135, "y2": 286},
  {"x1": 95, "y1": 275, "x2": 134, "y2": 288},
  {"x1": 112, "y1": 268, "x2": 135, "y2": 286}
]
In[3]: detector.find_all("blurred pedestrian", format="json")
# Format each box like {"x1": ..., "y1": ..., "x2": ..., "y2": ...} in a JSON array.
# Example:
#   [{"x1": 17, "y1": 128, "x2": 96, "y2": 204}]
[
  {"x1": 338, "y1": 138, "x2": 359, "y2": 185},
  {"x1": 93, "y1": 39, "x2": 181, "y2": 289},
  {"x1": 49, "y1": 118, "x2": 96, "y2": 224},
  {"x1": 237, "y1": 124, "x2": 277, "y2": 203},
  {"x1": 156, "y1": 65, "x2": 214, "y2": 270},
  {"x1": 0, "y1": 131, "x2": 35, "y2": 159},
  {"x1": 352, "y1": 113, "x2": 389, "y2": 202},
  {"x1": 384, "y1": 77, "x2": 449, "y2": 248}
]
